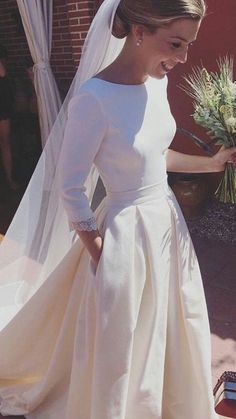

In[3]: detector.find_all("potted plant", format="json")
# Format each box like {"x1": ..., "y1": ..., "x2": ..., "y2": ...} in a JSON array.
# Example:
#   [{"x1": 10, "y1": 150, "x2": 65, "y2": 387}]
[{"x1": 168, "y1": 171, "x2": 208, "y2": 220}]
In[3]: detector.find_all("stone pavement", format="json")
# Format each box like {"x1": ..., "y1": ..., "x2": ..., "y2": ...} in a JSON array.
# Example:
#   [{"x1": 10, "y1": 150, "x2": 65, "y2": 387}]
[
  {"x1": 192, "y1": 234, "x2": 236, "y2": 419},
  {"x1": 0, "y1": 187, "x2": 235, "y2": 419}
]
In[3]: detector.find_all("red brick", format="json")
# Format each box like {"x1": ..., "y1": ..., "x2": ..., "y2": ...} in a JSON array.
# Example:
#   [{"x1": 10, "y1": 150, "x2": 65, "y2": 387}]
[
  {"x1": 57, "y1": 5, "x2": 68, "y2": 12},
  {"x1": 66, "y1": 31, "x2": 81, "y2": 39},
  {"x1": 67, "y1": 4, "x2": 77, "y2": 11},
  {"x1": 52, "y1": 47, "x2": 65, "y2": 54},
  {"x1": 52, "y1": 34, "x2": 62, "y2": 40},
  {"x1": 63, "y1": 46, "x2": 73, "y2": 52},
  {"x1": 61, "y1": 32, "x2": 73, "y2": 40},
  {"x1": 64, "y1": 73, "x2": 76, "y2": 78},
  {"x1": 58, "y1": 19, "x2": 71, "y2": 26},
  {"x1": 0, "y1": 0, "x2": 97, "y2": 92},
  {"x1": 70, "y1": 39, "x2": 84, "y2": 47},
  {"x1": 56, "y1": 65, "x2": 75, "y2": 71},
  {"x1": 78, "y1": 1, "x2": 94, "y2": 7},
  {"x1": 51, "y1": 59, "x2": 65, "y2": 66},
  {"x1": 79, "y1": 17, "x2": 92, "y2": 24},
  {"x1": 54, "y1": 39, "x2": 70, "y2": 47},
  {"x1": 53, "y1": 26, "x2": 64, "y2": 34},
  {"x1": 55, "y1": 12, "x2": 68, "y2": 20},
  {"x1": 68, "y1": 11, "x2": 80, "y2": 18},
  {"x1": 80, "y1": 31, "x2": 89, "y2": 39},
  {"x1": 72, "y1": 52, "x2": 82, "y2": 59},
  {"x1": 59, "y1": 52, "x2": 73, "y2": 59},
  {"x1": 69, "y1": 18, "x2": 80, "y2": 25},
  {"x1": 54, "y1": 0, "x2": 66, "y2": 5}
]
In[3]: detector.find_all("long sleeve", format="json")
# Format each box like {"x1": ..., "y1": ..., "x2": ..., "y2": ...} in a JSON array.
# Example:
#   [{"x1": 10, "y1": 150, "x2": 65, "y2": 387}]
[{"x1": 59, "y1": 89, "x2": 107, "y2": 231}]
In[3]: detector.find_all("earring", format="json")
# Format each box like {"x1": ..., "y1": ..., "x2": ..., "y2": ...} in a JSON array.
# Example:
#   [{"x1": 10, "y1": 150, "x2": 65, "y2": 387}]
[{"x1": 136, "y1": 39, "x2": 142, "y2": 47}]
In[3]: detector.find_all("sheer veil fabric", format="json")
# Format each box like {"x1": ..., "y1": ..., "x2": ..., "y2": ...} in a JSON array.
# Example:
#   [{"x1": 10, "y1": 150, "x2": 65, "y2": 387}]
[
  {"x1": 0, "y1": 1, "x2": 218, "y2": 418},
  {"x1": 0, "y1": 0, "x2": 124, "y2": 329}
]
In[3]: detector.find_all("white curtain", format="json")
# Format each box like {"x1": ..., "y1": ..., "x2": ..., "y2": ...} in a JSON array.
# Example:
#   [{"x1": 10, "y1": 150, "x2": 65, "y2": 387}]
[{"x1": 16, "y1": 0, "x2": 62, "y2": 147}]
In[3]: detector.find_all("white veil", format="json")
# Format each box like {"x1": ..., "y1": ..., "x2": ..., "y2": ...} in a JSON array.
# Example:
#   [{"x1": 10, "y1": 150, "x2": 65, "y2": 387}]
[{"x1": 0, "y1": 0, "x2": 124, "y2": 329}]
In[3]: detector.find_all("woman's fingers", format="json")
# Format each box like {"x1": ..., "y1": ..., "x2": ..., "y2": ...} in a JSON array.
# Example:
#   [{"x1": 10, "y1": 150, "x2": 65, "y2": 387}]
[
  {"x1": 213, "y1": 146, "x2": 236, "y2": 170},
  {"x1": 227, "y1": 147, "x2": 236, "y2": 168},
  {"x1": 227, "y1": 148, "x2": 236, "y2": 163}
]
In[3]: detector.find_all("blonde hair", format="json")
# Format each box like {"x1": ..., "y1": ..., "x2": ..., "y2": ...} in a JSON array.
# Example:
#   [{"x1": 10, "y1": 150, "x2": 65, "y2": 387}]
[{"x1": 112, "y1": 0, "x2": 206, "y2": 39}]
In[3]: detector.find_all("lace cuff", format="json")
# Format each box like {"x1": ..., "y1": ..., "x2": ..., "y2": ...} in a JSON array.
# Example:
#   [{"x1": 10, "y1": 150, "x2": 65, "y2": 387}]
[{"x1": 70, "y1": 216, "x2": 98, "y2": 232}]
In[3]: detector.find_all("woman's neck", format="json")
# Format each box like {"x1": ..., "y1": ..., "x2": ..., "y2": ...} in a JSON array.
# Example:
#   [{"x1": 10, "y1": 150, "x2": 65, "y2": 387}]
[{"x1": 96, "y1": 40, "x2": 148, "y2": 85}]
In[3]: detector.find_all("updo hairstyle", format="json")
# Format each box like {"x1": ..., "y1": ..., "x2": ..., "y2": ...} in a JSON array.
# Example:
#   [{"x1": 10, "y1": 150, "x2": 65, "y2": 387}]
[{"x1": 112, "y1": 0, "x2": 206, "y2": 39}]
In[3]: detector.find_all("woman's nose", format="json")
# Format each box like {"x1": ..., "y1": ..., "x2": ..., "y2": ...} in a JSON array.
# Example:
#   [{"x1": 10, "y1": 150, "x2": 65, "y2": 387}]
[{"x1": 177, "y1": 48, "x2": 188, "y2": 64}]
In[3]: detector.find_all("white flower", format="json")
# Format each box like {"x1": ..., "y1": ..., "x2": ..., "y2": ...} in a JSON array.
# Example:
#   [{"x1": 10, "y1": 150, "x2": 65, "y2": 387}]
[
  {"x1": 230, "y1": 82, "x2": 236, "y2": 96},
  {"x1": 202, "y1": 109, "x2": 210, "y2": 119},
  {"x1": 225, "y1": 116, "x2": 236, "y2": 132},
  {"x1": 222, "y1": 86, "x2": 230, "y2": 95}
]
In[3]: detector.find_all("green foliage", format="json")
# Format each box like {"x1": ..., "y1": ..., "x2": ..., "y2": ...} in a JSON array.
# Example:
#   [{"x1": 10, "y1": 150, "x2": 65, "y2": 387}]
[{"x1": 183, "y1": 56, "x2": 236, "y2": 203}]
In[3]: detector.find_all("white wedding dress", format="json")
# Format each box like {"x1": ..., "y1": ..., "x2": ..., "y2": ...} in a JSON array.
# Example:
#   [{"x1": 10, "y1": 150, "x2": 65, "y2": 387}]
[{"x1": 0, "y1": 76, "x2": 218, "y2": 419}]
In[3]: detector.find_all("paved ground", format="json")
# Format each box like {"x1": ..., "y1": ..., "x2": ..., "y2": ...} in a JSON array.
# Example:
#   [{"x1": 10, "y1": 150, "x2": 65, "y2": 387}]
[
  {"x1": 192, "y1": 235, "x2": 236, "y2": 419},
  {"x1": 0, "y1": 186, "x2": 235, "y2": 419}
]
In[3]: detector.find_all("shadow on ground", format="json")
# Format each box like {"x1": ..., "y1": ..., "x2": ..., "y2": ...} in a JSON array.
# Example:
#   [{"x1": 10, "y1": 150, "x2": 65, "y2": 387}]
[{"x1": 192, "y1": 234, "x2": 236, "y2": 341}]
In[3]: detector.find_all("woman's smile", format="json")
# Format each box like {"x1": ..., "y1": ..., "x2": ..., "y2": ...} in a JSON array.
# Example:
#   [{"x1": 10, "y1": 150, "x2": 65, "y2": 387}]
[{"x1": 161, "y1": 61, "x2": 175, "y2": 72}]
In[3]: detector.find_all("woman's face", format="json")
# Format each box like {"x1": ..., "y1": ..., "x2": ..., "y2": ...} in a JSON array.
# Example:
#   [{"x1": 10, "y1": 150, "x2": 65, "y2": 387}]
[{"x1": 137, "y1": 18, "x2": 202, "y2": 79}]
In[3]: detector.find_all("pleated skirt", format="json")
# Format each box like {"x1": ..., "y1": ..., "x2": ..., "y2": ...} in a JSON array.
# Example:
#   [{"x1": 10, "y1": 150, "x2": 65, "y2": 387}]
[{"x1": 0, "y1": 180, "x2": 218, "y2": 419}]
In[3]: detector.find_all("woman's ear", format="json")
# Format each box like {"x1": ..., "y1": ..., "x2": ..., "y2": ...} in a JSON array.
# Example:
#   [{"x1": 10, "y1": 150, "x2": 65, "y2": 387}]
[{"x1": 131, "y1": 24, "x2": 145, "y2": 43}]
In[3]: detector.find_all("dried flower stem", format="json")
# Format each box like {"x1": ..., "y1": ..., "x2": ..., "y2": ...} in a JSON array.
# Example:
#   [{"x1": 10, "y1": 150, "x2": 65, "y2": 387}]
[{"x1": 182, "y1": 56, "x2": 236, "y2": 203}]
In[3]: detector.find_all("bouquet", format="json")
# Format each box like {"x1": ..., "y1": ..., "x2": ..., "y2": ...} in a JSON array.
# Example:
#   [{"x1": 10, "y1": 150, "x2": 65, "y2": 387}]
[{"x1": 183, "y1": 56, "x2": 236, "y2": 203}]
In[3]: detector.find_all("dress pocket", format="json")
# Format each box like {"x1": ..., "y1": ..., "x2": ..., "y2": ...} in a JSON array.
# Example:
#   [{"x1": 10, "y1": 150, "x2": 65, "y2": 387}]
[
  {"x1": 89, "y1": 258, "x2": 97, "y2": 276},
  {"x1": 181, "y1": 277, "x2": 206, "y2": 320},
  {"x1": 89, "y1": 247, "x2": 104, "y2": 277}
]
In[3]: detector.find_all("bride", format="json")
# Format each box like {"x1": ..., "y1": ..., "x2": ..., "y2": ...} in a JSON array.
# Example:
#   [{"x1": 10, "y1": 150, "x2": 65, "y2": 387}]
[{"x1": 0, "y1": 0, "x2": 235, "y2": 418}]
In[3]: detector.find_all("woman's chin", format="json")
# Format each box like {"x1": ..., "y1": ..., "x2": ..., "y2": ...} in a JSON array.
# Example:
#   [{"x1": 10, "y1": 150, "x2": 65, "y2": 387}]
[{"x1": 149, "y1": 72, "x2": 167, "y2": 80}]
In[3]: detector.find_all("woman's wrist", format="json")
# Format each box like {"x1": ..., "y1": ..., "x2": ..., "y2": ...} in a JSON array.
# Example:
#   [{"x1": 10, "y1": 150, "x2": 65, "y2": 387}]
[{"x1": 209, "y1": 156, "x2": 224, "y2": 172}]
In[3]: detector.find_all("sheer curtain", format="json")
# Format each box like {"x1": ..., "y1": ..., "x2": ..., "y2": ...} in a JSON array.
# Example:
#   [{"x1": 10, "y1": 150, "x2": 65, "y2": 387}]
[
  {"x1": 0, "y1": 0, "x2": 123, "y2": 331},
  {"x1": 16, "y1": 0, "x2": 62, "y2": 146}
]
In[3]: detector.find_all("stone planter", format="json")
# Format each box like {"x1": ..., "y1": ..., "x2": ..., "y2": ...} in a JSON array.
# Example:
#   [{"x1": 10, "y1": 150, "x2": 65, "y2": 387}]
[{"x1": 170, "y1": 173, "x2": 208, "y2": 220}]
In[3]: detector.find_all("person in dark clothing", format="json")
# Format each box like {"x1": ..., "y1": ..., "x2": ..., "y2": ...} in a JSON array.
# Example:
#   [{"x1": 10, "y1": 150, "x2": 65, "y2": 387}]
[{"x1": 0, "y1": 44, "x2": 17, "y2": 189}]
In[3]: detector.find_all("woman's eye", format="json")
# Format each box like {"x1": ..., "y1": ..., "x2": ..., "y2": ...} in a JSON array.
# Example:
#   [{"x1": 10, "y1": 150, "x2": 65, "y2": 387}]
[{"x1": 171, "y1": 42, "x2": 181, "y2": 49}]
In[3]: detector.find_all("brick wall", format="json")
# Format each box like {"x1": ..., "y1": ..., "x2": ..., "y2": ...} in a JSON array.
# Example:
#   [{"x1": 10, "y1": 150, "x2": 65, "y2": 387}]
[
  {"x1": 0, "y1": 0, "x2": 99, "y2": 100},
  {"x1": 0, "y1": 0, "x2": 31, "y2": 96},
  {"x1": 51, "y1": 0, "x2": 97, "y2": 96}
]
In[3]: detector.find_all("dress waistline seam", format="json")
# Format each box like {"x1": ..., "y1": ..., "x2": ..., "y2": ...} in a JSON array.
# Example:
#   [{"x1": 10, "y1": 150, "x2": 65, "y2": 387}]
[{"x1": 105, "y1": 177, "x2": 169, "y2": 207}]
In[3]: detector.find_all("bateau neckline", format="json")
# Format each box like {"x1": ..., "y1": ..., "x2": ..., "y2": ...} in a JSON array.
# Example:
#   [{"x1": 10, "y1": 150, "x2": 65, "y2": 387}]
[{"x1": 91, "y1": 77, "x2": 150, "y2": 87}]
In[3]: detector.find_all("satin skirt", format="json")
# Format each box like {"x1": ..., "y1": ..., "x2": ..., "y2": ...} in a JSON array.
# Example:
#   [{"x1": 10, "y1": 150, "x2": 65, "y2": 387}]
[{"x1": 0, "y1": 179, "x2": 218, "y2": 419}]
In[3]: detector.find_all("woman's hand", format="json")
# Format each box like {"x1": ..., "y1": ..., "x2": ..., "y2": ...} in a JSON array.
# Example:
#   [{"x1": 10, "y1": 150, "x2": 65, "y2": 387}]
[
  {"x1": 212, "y1": 145, "x2": 236, "y2": 172},
  {"x1": 77, "y1": 229, "x2": 103, "y2": 268},
  {"x1": 90, "y1": 235, "x2": 103, "y2": 267}
]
